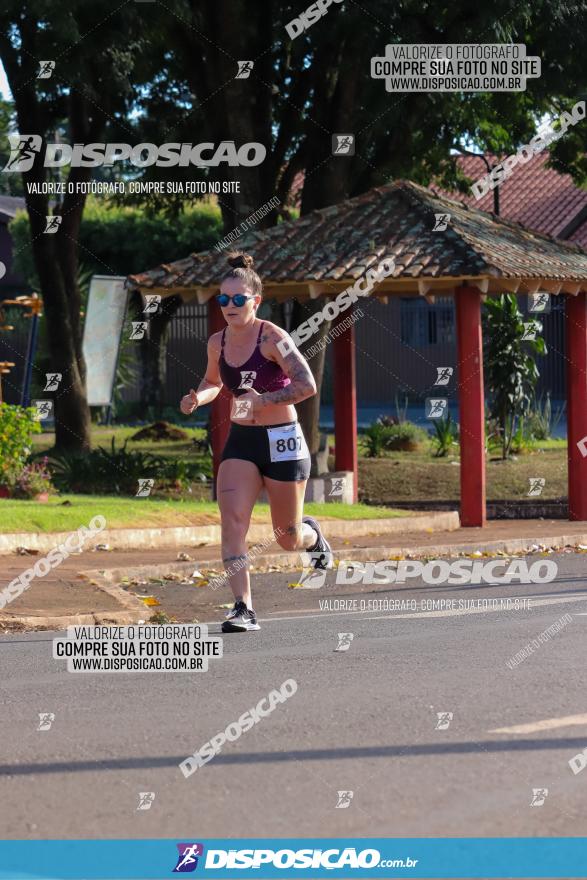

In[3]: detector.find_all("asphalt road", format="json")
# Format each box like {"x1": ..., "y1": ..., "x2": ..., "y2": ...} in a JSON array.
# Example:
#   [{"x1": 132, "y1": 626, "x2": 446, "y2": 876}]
[{"x1": 1, "y1": 551, "x2": 587, "y2": 842}]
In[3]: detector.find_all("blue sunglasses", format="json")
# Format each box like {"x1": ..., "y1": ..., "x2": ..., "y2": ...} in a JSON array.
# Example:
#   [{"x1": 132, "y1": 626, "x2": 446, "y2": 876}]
[{"x1": 216, "y1": 293, "x2": 254, "y2": 308}]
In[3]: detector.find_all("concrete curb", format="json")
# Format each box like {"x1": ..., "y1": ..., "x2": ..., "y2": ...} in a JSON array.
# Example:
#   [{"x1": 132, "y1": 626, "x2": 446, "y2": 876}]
[
  {"x1": 0, "y1": 566, "x2": 148, "y2": 631},
  {"x1": 0, "y1": 511, "x2": 460, "y2": 556},
  {"x1": 3, "y1": 527, "x2": 585, "y2": 632},
  {"x1": 84, "y1": 530, "x2": 587, "y2": 589}
]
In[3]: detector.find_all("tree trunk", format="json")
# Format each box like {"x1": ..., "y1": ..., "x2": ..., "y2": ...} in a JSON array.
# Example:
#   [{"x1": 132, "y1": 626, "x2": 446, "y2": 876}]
[{"x1": 142, "y1": 294, "x2": 183, "y2": 416}]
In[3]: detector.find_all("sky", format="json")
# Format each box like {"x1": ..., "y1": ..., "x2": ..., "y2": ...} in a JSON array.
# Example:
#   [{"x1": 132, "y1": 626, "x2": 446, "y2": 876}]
[{"x1": 0, "y1": 62, "x2": 11, "y2": 101}]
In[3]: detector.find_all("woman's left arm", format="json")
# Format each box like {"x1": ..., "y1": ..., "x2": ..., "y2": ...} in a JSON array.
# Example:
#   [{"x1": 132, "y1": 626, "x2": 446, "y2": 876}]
[{"x1": 259, "y1": 326, "x2": 317, "y2": 407}]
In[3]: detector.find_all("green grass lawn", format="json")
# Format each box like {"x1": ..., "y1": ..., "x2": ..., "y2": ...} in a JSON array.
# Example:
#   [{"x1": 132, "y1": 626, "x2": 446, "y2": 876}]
[
  {"x1": 0, "y1": 495, "x2": 407, "y2": 534},
  {"x1": 358, "y1": 443, "x2": 568, "y2": 503},
  {"x1": 32, "y1": 424, "x2": 209, "y2": 461},
  {"x1": 20, "y1": 424, "x2": 568, "y2": 534}
]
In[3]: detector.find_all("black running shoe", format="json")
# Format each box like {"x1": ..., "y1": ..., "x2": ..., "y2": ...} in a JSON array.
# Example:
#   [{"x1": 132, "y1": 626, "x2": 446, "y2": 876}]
[
  {"x1": 221, "y1": 600, "x2": 260, "y2": 632},
  {"x1": 302, "y1": 515, "x2": 333, "y2": 569}
]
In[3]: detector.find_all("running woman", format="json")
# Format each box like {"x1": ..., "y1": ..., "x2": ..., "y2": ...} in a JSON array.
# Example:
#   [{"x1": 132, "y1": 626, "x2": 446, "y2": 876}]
[{"x1": 180, "y1": 252, "x2": 331, "y2": 633}]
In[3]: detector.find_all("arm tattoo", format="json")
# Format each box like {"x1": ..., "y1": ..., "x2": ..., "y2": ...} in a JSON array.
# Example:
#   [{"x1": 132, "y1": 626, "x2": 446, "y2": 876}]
[{"x1": 261, "y1": 347, "x2": 316, "y2": 406}]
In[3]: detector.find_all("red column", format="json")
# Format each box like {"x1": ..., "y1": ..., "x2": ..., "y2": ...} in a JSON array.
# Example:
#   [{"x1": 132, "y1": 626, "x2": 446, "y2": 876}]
[
  {"x1": 455, "y1": 285, "x2": 486, "y2": 527},
  {"x1": 566, "y1": 291, "x2": 587, "y2": 521},
  {"x1": 208, "y1": 296, "x2": 231, "y2": 494},
  {"x1": 333, "y1": 311, "x2": 358, "y2": 502}
]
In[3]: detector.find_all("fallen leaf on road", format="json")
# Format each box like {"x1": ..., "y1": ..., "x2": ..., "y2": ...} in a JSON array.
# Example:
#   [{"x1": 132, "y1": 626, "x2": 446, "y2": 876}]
[
  {"x1": 288, "y1": 582, "x2": 305, "y2": 589},
  {"x1": 177, "y1": 552, "x2": 192, "y2": 561},
  {"x1": 139, "y1": 596, "x2": 161, "y2": 606},
  {"x1": 217, "y1": 603, "x2": 233, "y2": 609},
  {"x1": 95, "y1": 544, "x2": 111, "y2": 551},
  {"x1": 16, "y1": 546, "x2": 38, "y2": 555}
]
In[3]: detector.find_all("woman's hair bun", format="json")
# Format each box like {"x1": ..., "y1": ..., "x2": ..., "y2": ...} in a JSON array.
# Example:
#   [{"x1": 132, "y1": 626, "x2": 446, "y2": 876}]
[{"x1": 227, "y1": 251, "x2": 254, "y2": 270}]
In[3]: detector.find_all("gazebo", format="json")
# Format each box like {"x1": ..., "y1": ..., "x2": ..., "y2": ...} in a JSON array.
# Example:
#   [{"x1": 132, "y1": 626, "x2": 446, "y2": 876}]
[{"x1": 127, "y1": 180, "x2": 587, "y2": 527}]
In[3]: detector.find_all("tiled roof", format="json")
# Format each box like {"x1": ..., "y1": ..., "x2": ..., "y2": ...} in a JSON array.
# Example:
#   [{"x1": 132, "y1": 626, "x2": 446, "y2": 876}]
[
  {"x1": 432, "y1": 152, "x2": 587, "y2": 247},
  {"x1": 127, "y1": 179, "x2": 587, "y2": 293},
  {"x1": 0, "y1": 195, "x2": 26, "y2": 219}
]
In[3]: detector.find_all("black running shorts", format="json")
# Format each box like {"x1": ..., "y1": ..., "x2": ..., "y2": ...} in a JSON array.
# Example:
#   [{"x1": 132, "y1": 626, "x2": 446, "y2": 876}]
[{"x1": 221, "y1": 421, "x2": 311, "y2": 482}]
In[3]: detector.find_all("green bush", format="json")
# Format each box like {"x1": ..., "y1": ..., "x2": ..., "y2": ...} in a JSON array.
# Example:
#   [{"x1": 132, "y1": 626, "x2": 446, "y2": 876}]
[
  {"x1": 361, "y1": 418, "x2": 426, "y2": 457},
  {"x1": 46, "y1": 437, "x2": 210, "y2": 494},
  {"x1": 429, "y1": 413, "x2": 459, "y2": 457},
  {"x1": 384, "y1": 421, "x2": 427, "y2": 451},
  {"x1": 0, "y1": 403, "x2": 41, "y2": 485},
  {"x1": 10, "y1": 197, "x2": 223, "y2": 285},
  {"x1": 8, "y1": 456, "x2": 55, "y2": 499}
]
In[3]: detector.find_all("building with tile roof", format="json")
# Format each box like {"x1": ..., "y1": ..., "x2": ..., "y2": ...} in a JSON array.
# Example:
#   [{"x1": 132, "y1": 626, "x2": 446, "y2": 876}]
[{"x1": 127, "y1": 180, "x2": 587, "y2": 524}]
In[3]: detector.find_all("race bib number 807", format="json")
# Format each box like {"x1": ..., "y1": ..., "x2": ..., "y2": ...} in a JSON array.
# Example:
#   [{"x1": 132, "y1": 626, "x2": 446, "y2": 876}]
[{"x1": 267, "y1": 423, "x2": 309, "y2": 462}]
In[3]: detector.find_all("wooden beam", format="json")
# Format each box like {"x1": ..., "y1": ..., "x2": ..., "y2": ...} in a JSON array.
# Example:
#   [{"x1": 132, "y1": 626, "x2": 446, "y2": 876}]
[
  {"x1": 540, "y1": 281, "x2": 563, "y2": 294},
  {"x1": 196, "y1": 288, "x2": 214, "y2": 305},
  {"x1": 455, "y1": 284, "x2": 486, "y2": 527},
  {"x1": 566, "y1": 292, "x2": 587, "y2": 520},
  {"x1": 562, "y1": 282, "x2": 582, "y2": 296},
  {"x1": 308, "y1": 283, "x2": 328, "y2": 299}
]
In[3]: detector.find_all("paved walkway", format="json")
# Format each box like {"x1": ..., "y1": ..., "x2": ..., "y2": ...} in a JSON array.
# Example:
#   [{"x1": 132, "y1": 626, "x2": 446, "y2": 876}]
[{"x1": 1, "y1": 518, "x2": 586, "y2": 627}]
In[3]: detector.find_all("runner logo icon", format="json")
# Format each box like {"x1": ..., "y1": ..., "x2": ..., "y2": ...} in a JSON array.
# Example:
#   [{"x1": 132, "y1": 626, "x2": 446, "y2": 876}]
[
  {"x1": 173, "y1": 843, "x2": 204, "y2": 872},
  {"x1": 4, "y1": 134, "x2": 42, "y2": 172}
]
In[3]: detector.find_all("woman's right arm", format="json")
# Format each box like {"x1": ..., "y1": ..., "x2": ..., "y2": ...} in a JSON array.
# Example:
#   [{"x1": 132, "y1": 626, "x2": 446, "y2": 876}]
[{"x1": 180, "y1": 333, "x2": 224, "y2": 413}]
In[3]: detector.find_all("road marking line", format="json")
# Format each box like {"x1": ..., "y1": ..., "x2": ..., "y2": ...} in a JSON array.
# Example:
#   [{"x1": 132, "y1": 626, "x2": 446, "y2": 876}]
[
  {"x1": 367, "y1": 593, "x2": 587, "y2": 621},
  {"x1": 260, "y1": 593, "x2": 587, "y2": 623},
  {"x1": 490, "y1": 714, "x2": 587, "y2": 734}
]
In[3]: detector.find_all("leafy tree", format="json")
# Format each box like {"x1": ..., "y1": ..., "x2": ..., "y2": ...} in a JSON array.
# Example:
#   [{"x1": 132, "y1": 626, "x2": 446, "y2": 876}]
[
  {"x1": 0, "y1": 0, "x2": 153, "y2": 452},
  {"x1": 483, "y1": 295, "x2": 547, "y2": 459}
]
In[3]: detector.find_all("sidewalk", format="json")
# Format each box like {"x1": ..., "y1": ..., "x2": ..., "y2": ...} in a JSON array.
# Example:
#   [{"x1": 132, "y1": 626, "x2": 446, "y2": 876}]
[{"x1": 1, "y1": 517, "x2": 587, "y2": 631}]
